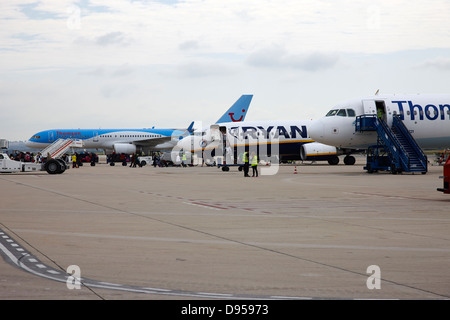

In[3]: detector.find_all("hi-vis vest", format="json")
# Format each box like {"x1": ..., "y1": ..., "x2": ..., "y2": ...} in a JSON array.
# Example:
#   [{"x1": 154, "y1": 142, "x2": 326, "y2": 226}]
[
  {"x1": 251, "y1": 155, "x2": 258, "y2": 166},
  {"x1": 243, "y1": 152, "x2": 249, "y2": 162}
]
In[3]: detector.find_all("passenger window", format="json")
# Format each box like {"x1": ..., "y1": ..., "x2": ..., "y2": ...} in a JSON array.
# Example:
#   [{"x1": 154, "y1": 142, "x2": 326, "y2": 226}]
[
  {"x1": 337, "y1": 109, "x2": 347, "y2": 117},
  {"x1": 326, "y1": 109, "x2": 338, "y2": 117},
  {"x1": 346, "y1": 109, "x2": 355, "y2": 117}
]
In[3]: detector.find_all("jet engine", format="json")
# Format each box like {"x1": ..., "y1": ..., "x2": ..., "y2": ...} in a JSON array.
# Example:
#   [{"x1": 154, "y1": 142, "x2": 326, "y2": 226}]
[
  {"x1": 300, "y1": 142, "x2": 339, "y2": 165},
  {"x1": 113, "y1": 143, "x2": 137, "y2": 154}
]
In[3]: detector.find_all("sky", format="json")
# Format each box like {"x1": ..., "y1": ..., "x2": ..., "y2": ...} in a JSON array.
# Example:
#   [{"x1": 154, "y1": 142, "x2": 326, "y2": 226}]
[{"x1": 1, "y1": 0, "x2": 450, "y2": 141}]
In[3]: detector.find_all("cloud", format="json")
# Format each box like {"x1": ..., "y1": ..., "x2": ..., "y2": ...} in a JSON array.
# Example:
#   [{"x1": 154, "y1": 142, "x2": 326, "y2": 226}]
[
  {"x1": 95, "y1": 32, "x2": 131, "y2": 47},
  {"x1": 79, "y1": 64, "x2": 135, "y2": 77},
  {"x1": 179, "y1": 40, "x2": 200, "y2": 51},
  {"x1": 175, "y1": 61, "x2": 237, "y2": 78},
  {"x1": 19, "y1": 2, "x2": 63, "y2": 20},
  {"x1": 246, "y1": 46, "x2": 339, "y2": 71},
  {"x1": 416, "y1": 57, "x2": 450, "y2": 70}
]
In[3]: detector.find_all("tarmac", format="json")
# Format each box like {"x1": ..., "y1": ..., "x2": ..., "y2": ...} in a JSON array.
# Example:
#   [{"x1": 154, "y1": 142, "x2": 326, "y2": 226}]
[{"x1": 0, "y1": 156, "x2": 449, "y2": 300}]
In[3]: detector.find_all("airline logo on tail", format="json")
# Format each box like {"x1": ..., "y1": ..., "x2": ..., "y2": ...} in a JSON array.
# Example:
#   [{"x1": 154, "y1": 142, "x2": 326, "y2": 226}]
[
  {"x1": 228, "y1": 109, "x2": 246, "y2": 122},
  {"x1": 216, "y1": 95, "x2": 253, "y2": 123}
]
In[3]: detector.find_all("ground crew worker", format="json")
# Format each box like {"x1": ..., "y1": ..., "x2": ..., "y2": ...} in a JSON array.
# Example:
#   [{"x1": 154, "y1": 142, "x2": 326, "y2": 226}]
[
  {"x1": 182, "y1": 153, "x2": 187, "y2": 167},
  {"x1": 251, "y1": 152, "x2": 258, "y2": 177},
  {"x1": 377, "y1": 107, "x2": 384, "y2": 120},
  {"x1": 243, "y1": 151, "x2": 250, "y2": 177},
  {"x1": 72, "y1": 153, "x2": 78, "y2": 168}
]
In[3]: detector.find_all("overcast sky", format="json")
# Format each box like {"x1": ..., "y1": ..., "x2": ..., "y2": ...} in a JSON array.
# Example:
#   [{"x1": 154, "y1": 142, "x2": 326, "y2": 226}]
[{"x1": 2, "y1": 0, "x2": 450, "y2": 141}]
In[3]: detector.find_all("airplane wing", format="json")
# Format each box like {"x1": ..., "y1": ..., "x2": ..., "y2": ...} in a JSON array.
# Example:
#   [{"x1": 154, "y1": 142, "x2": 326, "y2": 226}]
[
  {"x1": 133, "y1": 126, "x2": 191, "y2": 148},
  {"x1": 134, "y1": 136, "x2": 174, "y2": 147}
]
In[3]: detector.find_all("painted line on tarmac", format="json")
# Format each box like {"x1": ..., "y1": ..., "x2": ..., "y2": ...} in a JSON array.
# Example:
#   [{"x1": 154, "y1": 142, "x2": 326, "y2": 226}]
[{"x1": 0, "y1": 227, "x2": 307, "y2": 300}]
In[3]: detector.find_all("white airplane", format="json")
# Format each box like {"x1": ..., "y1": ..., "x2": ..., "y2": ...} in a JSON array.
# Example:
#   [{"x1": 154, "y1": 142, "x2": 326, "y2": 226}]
[
  {"x1": 24, "y1": 95, "x2": 253, "y2": 155},
  {"x1": 308, "y1": 93, "x2": 450, "y2": 171},
  {"x1": 175, "y1": 119, "x2": 344, "y2": 168}
]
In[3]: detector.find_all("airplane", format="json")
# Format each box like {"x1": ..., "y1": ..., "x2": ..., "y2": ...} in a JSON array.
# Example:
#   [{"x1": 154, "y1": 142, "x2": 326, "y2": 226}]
[
  {"x1": 175, "y1": 119, "x2": 345, "y2": 169},
  {"x1": 308, "y1": 93, "x2": 450, "y2": 170},
  {"x1": 151, "y1": 95, "x2": 253, "y2": 151},
  {"x1": 24, "y1": 95, "x2": 253, "y2": 155}
]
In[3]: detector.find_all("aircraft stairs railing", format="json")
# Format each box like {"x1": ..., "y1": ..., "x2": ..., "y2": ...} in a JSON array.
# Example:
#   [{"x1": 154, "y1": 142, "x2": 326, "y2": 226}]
[
  {"x1": 40, "y1": 138, "x2": 83, "y2": 159},
  {"x1": 355, "y1": 115, "x2": 427, "y2": 174},
  {"x1": 391, "y1": 115, "x2": 428, "y2": 173}
]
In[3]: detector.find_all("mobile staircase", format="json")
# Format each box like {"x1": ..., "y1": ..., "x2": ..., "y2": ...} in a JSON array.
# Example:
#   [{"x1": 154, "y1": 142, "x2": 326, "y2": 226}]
[
  {"x1": 355, "y1": 115, "x2": 427, "y2": 174},
  {"x1": 40, "y1": 138, "x2": 83, "y2": 159}
]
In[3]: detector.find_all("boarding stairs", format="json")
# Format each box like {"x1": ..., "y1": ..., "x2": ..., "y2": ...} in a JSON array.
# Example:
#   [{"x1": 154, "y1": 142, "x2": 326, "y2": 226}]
[
  {"x1": 40, "y1": 139, "x2": 83, "y2": 159},
  {"x1": 355, "y1": 115, "x2": 427, "y2": 174}
]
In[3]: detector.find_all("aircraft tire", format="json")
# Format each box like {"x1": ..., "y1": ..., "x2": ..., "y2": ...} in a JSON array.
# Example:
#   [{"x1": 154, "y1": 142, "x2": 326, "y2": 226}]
[
  {"x1": 391, "y1": 164, "x2": 398, "y2": 175},
  {"x1": 344, "y1": 155, "x2": 355, "y2": 165},
  {"x1": 45, "y1": 159, "x2": 61, "y2": 174},
  {"x1": 328, "y1": 156, "x2": 340, "y2": 165},
  {"x1": 110, "y1": 162, "x2": 115, "y2": 166}
]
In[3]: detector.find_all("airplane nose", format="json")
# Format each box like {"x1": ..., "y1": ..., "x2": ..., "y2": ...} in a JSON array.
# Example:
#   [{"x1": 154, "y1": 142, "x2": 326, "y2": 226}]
[
  {"x1": 24, "y1": 140, "x2": 36, "y2": 148},
  {"x1": 308, "y1": 119, "x2": 325, "y2": 142}
]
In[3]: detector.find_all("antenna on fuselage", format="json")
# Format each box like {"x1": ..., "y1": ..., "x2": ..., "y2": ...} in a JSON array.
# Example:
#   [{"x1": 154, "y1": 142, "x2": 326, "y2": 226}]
[{"x1": 375, "y1": 89, "x2": 380, "y2": 95}]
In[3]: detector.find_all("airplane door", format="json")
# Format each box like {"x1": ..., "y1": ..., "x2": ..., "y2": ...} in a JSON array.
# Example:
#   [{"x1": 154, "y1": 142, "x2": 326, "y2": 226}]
[
  {"x1": 93, "y1": 131, "x2": 99, "y2": 142},
  {"x1": 362, "y1": 100, "x2": 377, "y2": 116},
  {"x1": 210, "y1": 124, "x2": 220, "y2": 142},
  {"x1": 48, "y1": 131, "x2": 55, "y2": 142}
]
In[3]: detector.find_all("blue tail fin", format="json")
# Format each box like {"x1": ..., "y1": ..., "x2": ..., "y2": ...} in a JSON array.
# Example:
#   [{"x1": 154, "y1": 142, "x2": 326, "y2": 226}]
[
  {"x1": 215, "y1": 95, "x2": 253, "y2": 123},
  {"x1": 186, "y1": 121, "x2": 195, "y2": 134}
]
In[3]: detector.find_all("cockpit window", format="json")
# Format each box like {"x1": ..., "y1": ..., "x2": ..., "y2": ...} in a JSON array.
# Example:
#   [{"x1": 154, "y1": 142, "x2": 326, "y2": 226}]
[
  {"x1": 337, "y1": 109, "x2": 347, "y2": 116},
  {"x1": 31, "y1": 135, "x2": 41, "y2": 140},
  {"x1": 326, "y1": 108, "x2": 356, "y2": 117},
  {"x1": 326, "y1": 109, "x2": 339, "y2": 117},
  {"x1": 346, "y1": 109, "x2": 356, "y2": 117}
]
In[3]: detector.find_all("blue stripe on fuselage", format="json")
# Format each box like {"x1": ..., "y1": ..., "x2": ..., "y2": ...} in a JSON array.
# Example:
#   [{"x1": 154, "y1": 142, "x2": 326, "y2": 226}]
[{"x1": 29, "y1": 128, "x2": 179, "y2": 143}]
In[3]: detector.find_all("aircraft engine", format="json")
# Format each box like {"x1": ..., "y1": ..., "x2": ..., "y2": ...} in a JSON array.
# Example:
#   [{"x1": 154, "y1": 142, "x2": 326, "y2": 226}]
[
  {"x1": 300, "y1": 142, "x2": 339, "y2": 165},
  {"x1": 113, "y1": 143, "x2": 137, "y2": 154}
]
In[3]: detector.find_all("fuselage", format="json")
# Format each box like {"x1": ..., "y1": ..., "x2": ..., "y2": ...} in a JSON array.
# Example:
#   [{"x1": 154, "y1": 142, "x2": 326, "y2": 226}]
[
  {"x1": 176, "y1": 120, "x2": 337, "y2": 161},
  {"x1": 25, "y1": 128, "x2": 182, "y2": 151},
  {"x1": 309, "y1": 94, "x2": 450, "y2": 150}
]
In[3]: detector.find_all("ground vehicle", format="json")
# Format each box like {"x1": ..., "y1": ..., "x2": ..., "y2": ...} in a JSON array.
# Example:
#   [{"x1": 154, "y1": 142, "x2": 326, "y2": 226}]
[
  {"x1": 137, "y1": 156, "x2": 152, "y2": 166},
  {"x1": 0, "y1": 152, "x2": 68, "y2": 174},
  {"x1": 1, "y1": 138, "x2": 70, "y2": 174}
]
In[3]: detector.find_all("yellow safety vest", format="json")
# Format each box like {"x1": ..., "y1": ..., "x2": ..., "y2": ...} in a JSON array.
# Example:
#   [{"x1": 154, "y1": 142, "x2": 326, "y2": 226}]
[
  {"x1": 243, "y1": 152, "x2": 249, "y2": 162},
  {"x1": 251, "y1": 155, "x2": 258, "y2": 166}
]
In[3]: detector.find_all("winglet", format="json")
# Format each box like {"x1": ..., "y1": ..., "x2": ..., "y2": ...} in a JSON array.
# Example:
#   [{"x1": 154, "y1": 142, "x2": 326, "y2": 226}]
[{"x1": 216, "y1": 95, "x2": 253, "y2": 123}]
